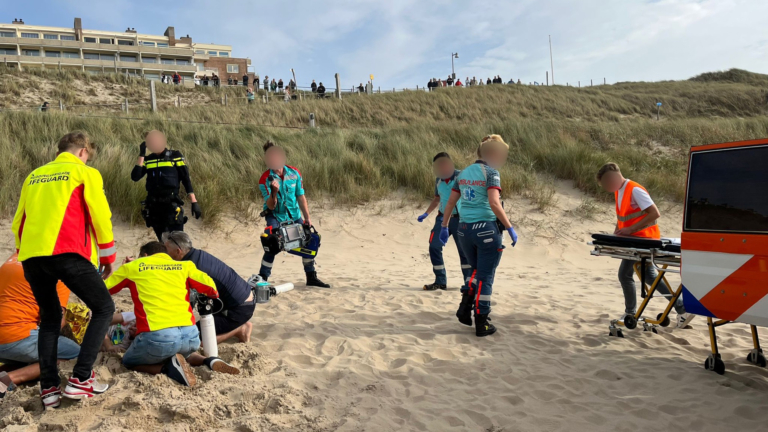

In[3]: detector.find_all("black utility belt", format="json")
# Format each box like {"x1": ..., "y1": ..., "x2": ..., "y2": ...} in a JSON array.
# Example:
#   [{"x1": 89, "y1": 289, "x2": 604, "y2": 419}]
[{"x1": 438, "y1": 211, "x2": 459, "y2": 217}]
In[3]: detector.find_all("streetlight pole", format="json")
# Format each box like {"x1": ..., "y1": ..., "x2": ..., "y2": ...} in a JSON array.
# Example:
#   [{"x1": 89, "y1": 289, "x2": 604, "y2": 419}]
[{"x1": 451, "y1": 53, "x2": 459, "y2": 79}]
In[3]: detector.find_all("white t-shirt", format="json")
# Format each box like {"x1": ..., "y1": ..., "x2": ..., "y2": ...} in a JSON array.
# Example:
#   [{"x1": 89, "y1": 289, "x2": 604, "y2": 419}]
[{"x1": 617, "y1": 179, "x2": 654, "y2": 211}]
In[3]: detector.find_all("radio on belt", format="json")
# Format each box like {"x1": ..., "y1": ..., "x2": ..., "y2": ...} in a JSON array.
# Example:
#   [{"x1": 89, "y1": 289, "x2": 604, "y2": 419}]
[{"x1": 260, "y1": 221, "x2": 322, "y2": 259}]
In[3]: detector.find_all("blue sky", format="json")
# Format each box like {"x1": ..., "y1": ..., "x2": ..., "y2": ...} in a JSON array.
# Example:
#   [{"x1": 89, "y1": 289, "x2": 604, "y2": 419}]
[{"x1": 5, "y1": 0, "x2": 768, "y2": 88}]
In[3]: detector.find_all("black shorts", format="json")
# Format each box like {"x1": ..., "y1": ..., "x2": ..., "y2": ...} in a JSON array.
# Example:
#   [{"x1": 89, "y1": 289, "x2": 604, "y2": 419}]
[{"x1": 197, "y1": 301, "x2": 255, "y2": 335}]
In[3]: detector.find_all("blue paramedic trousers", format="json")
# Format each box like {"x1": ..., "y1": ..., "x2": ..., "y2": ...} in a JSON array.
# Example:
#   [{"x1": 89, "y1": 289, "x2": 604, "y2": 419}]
[
  {"x1": 259, "y1": 215, "x2": 315, "y2": 279},
  {"x1": 429, "y1": 214, "x2": 472, "y2": 285},
  {"x1": 457, "y1": 221, "x2": 504, "y2": 315}
]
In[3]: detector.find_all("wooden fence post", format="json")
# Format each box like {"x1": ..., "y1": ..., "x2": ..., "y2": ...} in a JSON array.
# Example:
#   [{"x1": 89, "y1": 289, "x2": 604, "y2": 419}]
[{"x1": 149, "y1": 80, "x2": 158, "y2": 112}]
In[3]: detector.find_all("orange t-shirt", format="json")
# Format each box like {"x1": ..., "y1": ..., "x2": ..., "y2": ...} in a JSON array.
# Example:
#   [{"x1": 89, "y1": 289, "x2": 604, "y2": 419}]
[{"x1": 0, "y1": 254, "x2": 70, "y2": 345}]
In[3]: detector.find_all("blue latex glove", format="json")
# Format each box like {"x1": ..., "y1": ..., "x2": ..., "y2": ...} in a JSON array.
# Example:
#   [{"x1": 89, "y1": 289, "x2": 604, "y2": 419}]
[
  {"x1": 507, "y1": 227, "x2": 518, "y2": 247},
  {"x1": 417, "y1": 213, "x2": 429, "y2": 223},
  {"x1": 439, "y1": 226, "x2": 450, "y2": 245}
]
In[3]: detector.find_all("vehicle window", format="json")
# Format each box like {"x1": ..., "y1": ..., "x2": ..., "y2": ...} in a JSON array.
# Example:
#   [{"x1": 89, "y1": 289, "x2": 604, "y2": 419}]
[{"x1": 685, "y1": 145, "x2": 768, "y2": 233}]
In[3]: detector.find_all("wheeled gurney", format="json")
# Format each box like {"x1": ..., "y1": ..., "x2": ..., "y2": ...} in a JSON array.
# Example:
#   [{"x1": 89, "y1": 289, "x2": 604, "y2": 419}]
[{"x1": 589, "y1": 234, "x2": 683, "y2": 338}]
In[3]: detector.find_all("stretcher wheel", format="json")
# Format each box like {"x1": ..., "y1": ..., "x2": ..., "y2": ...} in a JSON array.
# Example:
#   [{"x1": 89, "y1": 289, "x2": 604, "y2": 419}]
[
  {"x1": 657, "y1": 313, "x2": 671, "y2": 327},
  {"x1": 746, "y1": 352, "x2": 767, "y2": 368},
  {"x1": 704, "y1": 355, "x2": 725, "y2": 375},
  {"x1": 624, "y1": 315, "x2": 638, "y2": 330}
]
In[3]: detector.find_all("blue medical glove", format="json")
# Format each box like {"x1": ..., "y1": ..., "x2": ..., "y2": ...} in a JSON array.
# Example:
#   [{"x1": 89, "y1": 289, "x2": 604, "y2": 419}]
[
  {"x1": 507, "y1": 227, "x2": 518, "y2": 247},
  {"x1": 417, "y1": 213, "x2": 429, "y2": 223},
  {"x1": 439, "y1": 226, "x2": 450, "y2": 245}
]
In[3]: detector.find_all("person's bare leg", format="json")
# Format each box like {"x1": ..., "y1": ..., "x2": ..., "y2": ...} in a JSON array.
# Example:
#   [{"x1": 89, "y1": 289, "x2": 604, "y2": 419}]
[
  {"x1": 7, "y1": 363, "x2": 41, "y2": 385},
  {"x1": 130, "y1": 364, "x2": 164, "y2": 375},
  {"x1": 7, "y1": 359, "x2": 76, "y2": 385},
  {"x1": 215, "y1": 322, "x2": 252, "y2": 344},
  {"x1": 186, "y1": 353, "x2": 205, "y2": 367},
  {"x1": 187, "y1": 353, "x2": 240, "y2": 375}
]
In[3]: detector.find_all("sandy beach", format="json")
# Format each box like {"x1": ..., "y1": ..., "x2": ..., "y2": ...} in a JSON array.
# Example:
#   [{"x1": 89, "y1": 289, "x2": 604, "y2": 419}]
[{"x1": 2, "y1": 183, "x2": 768, "y2": 432}]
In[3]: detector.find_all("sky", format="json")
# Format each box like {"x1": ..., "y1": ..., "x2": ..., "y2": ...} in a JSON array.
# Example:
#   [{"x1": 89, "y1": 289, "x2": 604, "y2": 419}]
[{"x1": 5, "y1": 0, "x2": 768, "y2": 89}]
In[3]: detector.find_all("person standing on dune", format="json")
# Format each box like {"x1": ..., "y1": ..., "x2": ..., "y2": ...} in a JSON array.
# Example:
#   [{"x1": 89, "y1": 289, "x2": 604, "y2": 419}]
[
  {"x1": 416, "y1": 153, "x2": 471, "y2": 291},
  {"x1": 441, "y1": 135, "x2": 518, "y2": 337},
  {"x1": 257, "y1": 142, "x2": 331, "y2": 288}
]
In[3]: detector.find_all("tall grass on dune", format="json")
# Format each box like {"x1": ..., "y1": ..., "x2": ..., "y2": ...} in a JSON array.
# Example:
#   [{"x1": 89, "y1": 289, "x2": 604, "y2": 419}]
[{"x1": 3, "y1": 109, "x2": 768, "y2": 226}]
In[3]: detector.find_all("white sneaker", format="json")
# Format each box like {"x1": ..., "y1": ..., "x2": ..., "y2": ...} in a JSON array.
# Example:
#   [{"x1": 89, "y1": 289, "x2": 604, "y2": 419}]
[
  {"x1": 63, "y1": 370, "x2": 109, "y2": 399},
  {"x1": 676, "y1": 313, "x2": 695, "y2": 329},
  {"x1": 40, "y1": 386, "x2": 62, "y2": 409}
]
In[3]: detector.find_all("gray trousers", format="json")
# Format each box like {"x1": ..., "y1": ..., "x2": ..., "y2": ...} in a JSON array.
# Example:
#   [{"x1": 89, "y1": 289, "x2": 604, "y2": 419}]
[{"x1": 618, "y1": 259, "x2": 685, "y2": 315}]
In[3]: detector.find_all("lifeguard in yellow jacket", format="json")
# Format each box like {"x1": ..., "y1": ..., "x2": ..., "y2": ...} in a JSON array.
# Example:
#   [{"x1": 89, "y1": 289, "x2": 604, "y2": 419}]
[{"x1": 11, "y1": 132, "x2": 117, "y2": 409}]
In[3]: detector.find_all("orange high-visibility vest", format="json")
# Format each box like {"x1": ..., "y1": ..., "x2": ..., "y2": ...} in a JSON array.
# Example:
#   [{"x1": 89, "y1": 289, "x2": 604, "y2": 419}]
[{"x1": 615, "y1": 180, "x2": 661, "y2": 239}]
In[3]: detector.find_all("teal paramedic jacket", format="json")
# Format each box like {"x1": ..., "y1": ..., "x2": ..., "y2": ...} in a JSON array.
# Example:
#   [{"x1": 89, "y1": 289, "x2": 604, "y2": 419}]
[
  {"x1": 452, "y1": 161, "x2": 501, "y2": 223},
  {"x1": 259, "y1": 165, "x2": 305, "y2": 223},
  {"x1": 436, "y1": 169, "x2": 461, "y2": 216}
]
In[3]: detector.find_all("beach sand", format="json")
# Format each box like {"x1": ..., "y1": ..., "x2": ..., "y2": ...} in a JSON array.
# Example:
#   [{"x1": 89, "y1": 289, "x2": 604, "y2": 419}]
[{"x1": 2, "y1": 183, "x2": 768, "y2": 432}]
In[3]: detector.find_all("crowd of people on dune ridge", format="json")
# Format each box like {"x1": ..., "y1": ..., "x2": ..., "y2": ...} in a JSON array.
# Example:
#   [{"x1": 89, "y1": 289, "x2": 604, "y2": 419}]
[{"x1": 428, "y1": 75, "x2": 549, "y2": 89}]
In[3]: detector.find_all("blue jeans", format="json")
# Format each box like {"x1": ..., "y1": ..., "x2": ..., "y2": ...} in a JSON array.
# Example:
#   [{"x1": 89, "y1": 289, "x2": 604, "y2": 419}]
[
  {"x1": 0, "y1": 330, "x2": 80, "y2": 364},
  {"x1": 429, "y1": 214, "x2": 471, "y2": 285},
  {"x1": 458, "y1": 221, "x2": 504, "y2": 315},
  {"x1": 259, "y1": 216, "x2": 315, "y2": 279},
  {"x1": 122, "y1": 325, "x2": 200, "y2": 368}
]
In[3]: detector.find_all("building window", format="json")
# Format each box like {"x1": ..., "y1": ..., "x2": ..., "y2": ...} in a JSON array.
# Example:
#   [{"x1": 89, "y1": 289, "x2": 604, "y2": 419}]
[
  {"x1": 176, "y1": 59, "x2": 189, "y2": 65},
  {"x1": 99, "y1": 38, "x2": 112, "y2": 44},
  {"x1": 207, "y1": 51, "x2": 217, "y2": 56},
  {"x1": 227, "y1": 64, "x2": 239, "y2": 73},
  {"x1": 141, "y1": 57, "x2": 157, "y2": 63},
  {"x1": 194, "y1": 50, "x2": 204, "y2": 54},
  {"x1": 144, "y1": 73, "x2": 160, "y2": 80},
  {"x1": 22, "y1": 49, "x2": 40, "y2": 56},
  {"x1": 118, "y1": 40, "x2": 134, "y2": 46},
  {"x1": 219, "y1": 52, "x2": 229, "y2": 57},
  {"x1": 140, "y1": 41, "x2": 156, "y2": 47},
  {"x1": 83, "y1": 52, "x2": 100, "y2": 60},
  {"x1": 44, "y1": 34, "x2": 59, "y2": 40},
  {"x1": 45, "y1": 51, "x2": 61, "y2": 58},
  {"x1": 100, "y1": 54, "x2": 115, "y2": 61},
  {"x1": 0, "y1": 31, "x2": 15, "y2": 38},
  {"x1": 157, "y1": 43, "x2": 169, "y2": 48},
  {"x1": 21, "y1": 33, "x2": 40, "y2": 39},
  {"x1": 161, "y1": 58, "x2": 175, "y2": 64},
  {"x1": 84, "y1": 37, "x2": 97, "y2": 43},
  {"x1": 196, "y1": 64, "x2": 205, "y2": 72},
  {"x1": 0, "y1": 48, "x2": 17, "y2": 55},
  {"x1": 60, "y1": 35, "x2": 75, "y2": 41},
  {"x1": 120, "y1": 55, "x2": 137, "y2": 62},
  {"x1": 62, "y1": 52, "x2": 80, "y2": 58}
]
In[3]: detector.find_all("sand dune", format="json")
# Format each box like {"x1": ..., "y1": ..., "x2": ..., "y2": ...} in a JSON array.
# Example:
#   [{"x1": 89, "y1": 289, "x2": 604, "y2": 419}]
[{"x1": 2, "y1": 184, "x2": 768, "y2": 431}]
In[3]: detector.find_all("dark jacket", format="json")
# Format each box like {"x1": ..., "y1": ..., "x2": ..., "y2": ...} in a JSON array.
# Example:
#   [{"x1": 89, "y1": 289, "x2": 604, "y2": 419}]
[
  {"x1": 131, "y1": 149, "x2": 194, "y2": 197},
  {"x1": 311, "y1": 82, "x2": 317, "y2": 92},
  {"x1": 183, "y1": 248, "x2": 251, "y2": 310}
]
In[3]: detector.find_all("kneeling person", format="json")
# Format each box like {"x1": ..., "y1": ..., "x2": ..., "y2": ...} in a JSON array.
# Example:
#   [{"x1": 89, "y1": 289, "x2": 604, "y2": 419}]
[
  {"x1": 0, "y1": 254, "x2": 79, "y2": 398},
  {"x1": 163, "y1": 231, "x2": 254, "y2": 343},
  {"x1": 105, "y1": 242, "x2": 237, "y2": 386}
]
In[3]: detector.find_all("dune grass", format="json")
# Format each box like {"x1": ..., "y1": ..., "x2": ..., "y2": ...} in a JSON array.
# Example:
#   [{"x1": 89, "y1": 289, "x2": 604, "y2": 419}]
[{"x1": 2, "y1": 68, "x2": 768, "y2": 225}]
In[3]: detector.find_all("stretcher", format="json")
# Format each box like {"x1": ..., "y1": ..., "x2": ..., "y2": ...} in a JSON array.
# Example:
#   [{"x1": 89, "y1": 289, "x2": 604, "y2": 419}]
[{"x1": 589, "y1": 234, "x2": 683, "y2": 338}]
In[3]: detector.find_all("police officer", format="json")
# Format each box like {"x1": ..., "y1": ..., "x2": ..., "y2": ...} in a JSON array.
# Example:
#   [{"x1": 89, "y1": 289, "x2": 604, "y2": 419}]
[
  {"x1": 257, "y1": 141, "x2": 330, "y2": 288},
  {"x1": 417, "y1": 152, "x2": 471, "y2": 291},
  {"x1": 131, "y1": 130, "x2": 201, "y2": 241},
  {"x1": 441, "y1": 135, "x2": 518, "y2": 337}
]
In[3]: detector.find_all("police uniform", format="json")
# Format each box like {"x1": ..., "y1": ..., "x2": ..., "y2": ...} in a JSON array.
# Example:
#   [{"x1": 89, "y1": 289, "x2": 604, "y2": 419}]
[
  {"x1": 257, "y1": 166, "x2": 315, "y2": 279},
  {"x1": 131, "y1": 150, "x2": 194, "y2": 241},
  {"x1": 453, "y1": 160, "x2": 504, "y2": 322},
  {"x1": 429, "y1": 170, "x2": 472, "y2": 286}
]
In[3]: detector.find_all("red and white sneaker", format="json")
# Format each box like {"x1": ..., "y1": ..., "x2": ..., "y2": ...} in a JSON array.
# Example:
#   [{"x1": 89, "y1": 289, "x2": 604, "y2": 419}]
[
  {"x1": 40, "y1": 386, "x2": 62, "y2": 409},
  {"x1": 62, "y1": 371, "x2": 109, "y2": 400}
]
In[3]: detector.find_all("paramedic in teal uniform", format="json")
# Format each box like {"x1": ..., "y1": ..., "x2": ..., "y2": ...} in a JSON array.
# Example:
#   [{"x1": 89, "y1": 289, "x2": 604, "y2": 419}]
[
  {"x1": 257, "y1": 141, "x2": 330, "y2": 288},
  {"x1": 441, "y1": 135, "x2": 517, "y2": 337},
  {"x1": 417, "y1": 152, "x2": 472, "y2": 290}
]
